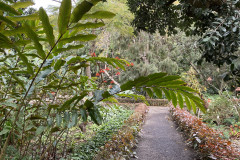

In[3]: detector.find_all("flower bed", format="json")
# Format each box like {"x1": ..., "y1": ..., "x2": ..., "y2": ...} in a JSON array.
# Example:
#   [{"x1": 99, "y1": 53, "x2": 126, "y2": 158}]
[
  {"x1": 95, "y1": 103, "x2": 148, "y2": 159},
  {"x1": 170, "y1": 106, "x2": 240, "y2": 159},
  {"x1": 70, "y1": 105, "x2": 133, "y2": 160}
]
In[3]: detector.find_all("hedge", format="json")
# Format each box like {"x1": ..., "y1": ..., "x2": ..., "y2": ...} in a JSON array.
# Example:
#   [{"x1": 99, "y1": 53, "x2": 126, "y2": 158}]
[{"x1": 170, "y1": 106, "x2": 240, "y2": 159}]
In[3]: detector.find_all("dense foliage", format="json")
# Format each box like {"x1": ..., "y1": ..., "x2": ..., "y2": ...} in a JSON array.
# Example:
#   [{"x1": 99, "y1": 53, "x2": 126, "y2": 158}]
[
  {"x1": 72, "y1": 105, "x2": 132, "y2": 160},
  {"x1": 0, "y1": 0, "x2": 205, "y2": 159},
  {"x1": 127, "y1": 0, "x2": 240, "y2": 81}
]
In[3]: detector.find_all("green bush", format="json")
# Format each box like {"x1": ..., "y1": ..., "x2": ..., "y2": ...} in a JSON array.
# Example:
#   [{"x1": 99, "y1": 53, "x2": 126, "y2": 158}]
[
  {"x1": 71, "y1": 106, "x2": 133, "y2": 160},
  {"x1": 203, "y1": 95, "x2": 237, "y2": 125}
]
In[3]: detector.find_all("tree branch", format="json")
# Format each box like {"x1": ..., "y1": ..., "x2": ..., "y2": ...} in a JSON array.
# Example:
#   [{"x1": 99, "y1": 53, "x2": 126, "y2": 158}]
[{"x1": 103, "y1": 70, "x2": 120, "y2": 86}]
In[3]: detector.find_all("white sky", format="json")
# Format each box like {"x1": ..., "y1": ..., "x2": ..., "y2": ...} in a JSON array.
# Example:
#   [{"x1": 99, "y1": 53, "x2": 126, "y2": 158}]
[{"x1": 33, "y1": 0, "x2": 60, "y2": 9}]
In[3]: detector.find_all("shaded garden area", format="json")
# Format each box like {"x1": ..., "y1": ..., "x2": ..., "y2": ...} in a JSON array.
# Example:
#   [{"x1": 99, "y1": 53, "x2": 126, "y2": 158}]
[{"x1": 1, "y1": 0, "x2": 240, "y2": 159}]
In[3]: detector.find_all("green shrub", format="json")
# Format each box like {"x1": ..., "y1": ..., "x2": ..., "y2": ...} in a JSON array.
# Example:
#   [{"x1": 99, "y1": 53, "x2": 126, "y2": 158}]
[
  {"x1": 203, "y1": 95, "x2": 237, "y2": 125},
  {"x1": 71, "y1": 107, "x2": 133, "y2": 160}
]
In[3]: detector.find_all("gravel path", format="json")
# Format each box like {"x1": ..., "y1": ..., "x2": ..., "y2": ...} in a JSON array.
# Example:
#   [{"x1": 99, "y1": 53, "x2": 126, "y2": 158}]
[{"x1": 131, "y1": 106, "x2": 200, "y2": 160}]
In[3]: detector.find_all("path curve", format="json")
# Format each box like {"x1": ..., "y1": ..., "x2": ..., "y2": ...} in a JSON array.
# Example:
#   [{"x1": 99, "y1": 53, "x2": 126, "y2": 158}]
[{"x1": 132, "y1": 106, "x2": 200, "y2": 160}]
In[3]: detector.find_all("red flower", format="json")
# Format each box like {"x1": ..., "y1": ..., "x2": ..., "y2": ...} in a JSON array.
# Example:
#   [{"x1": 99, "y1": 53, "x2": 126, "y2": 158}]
[
  {"x1": 99, "y1": 69, "x2": 105, "y2": 73},
  {"x1": 110, "y1": 80, "x2": 114, "y2": 84},
  {"x1": 105, "y1": 67, "x2": 110, "y2": 71},
  {"x1": 116, "y1": 72, "x2": 120, "y2": 75},
  {"x1": 126, "y1": 63, "x2": 130, "y2": 67},
  {"x1": 115, "y1": 56, "x2": 120, "y2": 60},
  {"x1": 109, "y1": 85, "x2": 113, "y2": 89},
  {"x1": 130, "y1": 62, "x2": 134, "y2": 66},
  {"x1": 96, "y1": 73, "x2": 100, "y2": 76},
  {"x1": 91, "y1": 52, "x2": 96, "y2": 57},
  {"x1": 103, "y1": 80, "x2": 107, "y2": 83}
]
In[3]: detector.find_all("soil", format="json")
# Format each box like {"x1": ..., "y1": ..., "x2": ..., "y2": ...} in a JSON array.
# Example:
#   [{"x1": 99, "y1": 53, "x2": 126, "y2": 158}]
[{"x1": 131, "y1": 106, "x2": 201, "y2": 160}]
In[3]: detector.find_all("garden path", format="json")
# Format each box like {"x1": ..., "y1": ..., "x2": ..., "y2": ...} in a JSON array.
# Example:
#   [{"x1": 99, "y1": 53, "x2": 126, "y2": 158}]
[{"x1": 131, "y1": 106, "x2": 200, "y2": 160}]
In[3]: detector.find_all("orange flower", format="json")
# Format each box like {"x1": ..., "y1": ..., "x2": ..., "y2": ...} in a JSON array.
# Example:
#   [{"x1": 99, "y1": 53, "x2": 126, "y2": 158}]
[
  {"x1": 126, "y1": 63, "x2": 130, "y2": 67},
  {"x1": 91, "y1": 52, "x2": 96, "y2": 57},
  {"x1": 109, "y1": 85, "x2": 113, "y2": 89},
  {"x1": 115, "y1": 56, "x2": 120, "y2": 60},
  {"x1": 130, "y1": 62, "x2": 134, "y2": 66},
  {"x1": 116, "y1": 72, "x2": 120, "y2": 75},
  {"x1": 103, "y1": 80, "x2": 107, "y2": 83},
  {"x1": 105, "y1": 67, "x2": 110, "y2": 71},
  {"x1": 96, "y1": 73, "x2": 100, "y2": 76}
]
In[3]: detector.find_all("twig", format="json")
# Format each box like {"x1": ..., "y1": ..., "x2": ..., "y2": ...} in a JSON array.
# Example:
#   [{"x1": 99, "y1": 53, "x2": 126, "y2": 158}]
[{"x1": 103, "y1": 70, "x2": 120, "y2": 86}]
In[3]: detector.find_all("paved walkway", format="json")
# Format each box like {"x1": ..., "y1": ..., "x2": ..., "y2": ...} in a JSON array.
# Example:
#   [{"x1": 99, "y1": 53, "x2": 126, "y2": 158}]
[{"x1": 131, "y1": 106, "x2": 200, "y2": 160}]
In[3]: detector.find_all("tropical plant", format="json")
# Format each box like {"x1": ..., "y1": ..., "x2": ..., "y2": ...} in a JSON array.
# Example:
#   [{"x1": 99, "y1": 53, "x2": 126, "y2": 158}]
[{"x1": 0, "y1": 0, "x2": 205, "y2": 159}]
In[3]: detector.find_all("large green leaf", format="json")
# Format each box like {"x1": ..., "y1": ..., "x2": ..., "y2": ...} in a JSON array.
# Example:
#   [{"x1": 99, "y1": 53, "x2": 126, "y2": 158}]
[
  {"x1": 0, "y1": 15, "x2": 15, "y2": 26},
  {"x1": 0, "y1": 2, "x2": 20, "y2": 15},
  {"x1": 153, "y1": 87, "x2": 162, "y2": 99},
  {"x1": 165, "y1": 85, "x2": 197, "y2": 93},
  {"x1": 59, "y1": 94, "x2": 87, "y2": 111},
  {"x1": 0, "y1": 33, "x2": 15, "y2": 49},
  {"x1": 190, "y1": 99, "x2": 197, "y2": 114},
  {"x1": 39, "y1": 7, "x2": 55, "y2": 47},
  {"x1": 24, "y1": 23, "x2": 45, "y2": 59},
  {"x1": 8, "y1": 13, "x2": 39, "y2": 21},
  {"x1": 12, "y1": 1, "x2": 35, "y2": 9},
  {"x1": 53, "y1": 44, "x2": 84, "y2": 55},
  {"x1": 54, "y1": 59, "x2": 66, "y2": 71},
  {"x1": 184, "y1": 96, "x2": 191, "y2": 111},
  {"x1": 71, "y1": 0, "x2": 93, "y2": 23},
  {"x1": 144, "y1": 88, "x2": 153, "y2": 98},
  {"x1": 88, "y1": 105, "x2": 102, "y2": 125},
  {"x1": 18, "y1": 52, "x2": 34, "y2": 75},
  {"x1": 146, "y1": 75, "x2": 181, "y2": 86},
  {"x1": 1, "y1": 27, "x2": 25, "y2": 36},
  {"x1": 80, "y1": 108, "x2": 87, "y2": 122},
  {"x1": 162, "y1": 88, "x2": 171, "y2": 101},
  {"x1": 156, "y1": 80, "x2": 186, "y2": 86},
  {"x1": 177, "y1": 92, "x2": 184, "y2": 109},
  {"x1": 170, "y1": 90, "x2": 177, "y2": 107},
  {"x1": 82, "y1": 11, "x2": 116, "y2": 20},
  {"x1": 58, "y1": 0, "x2": 72, "y2": 34},
  {"x1": 71, "y1": 22, "x2": 105, "y2": 30},
  {"x1": 60, "y1": 34, "x2": 97, "y2": 43}
]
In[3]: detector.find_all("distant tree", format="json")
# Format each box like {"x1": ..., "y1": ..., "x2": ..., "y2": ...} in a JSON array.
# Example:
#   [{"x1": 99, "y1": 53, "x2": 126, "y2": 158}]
[{"x1": 127, "y1": 0, "x2": 240, "y2": 82}]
